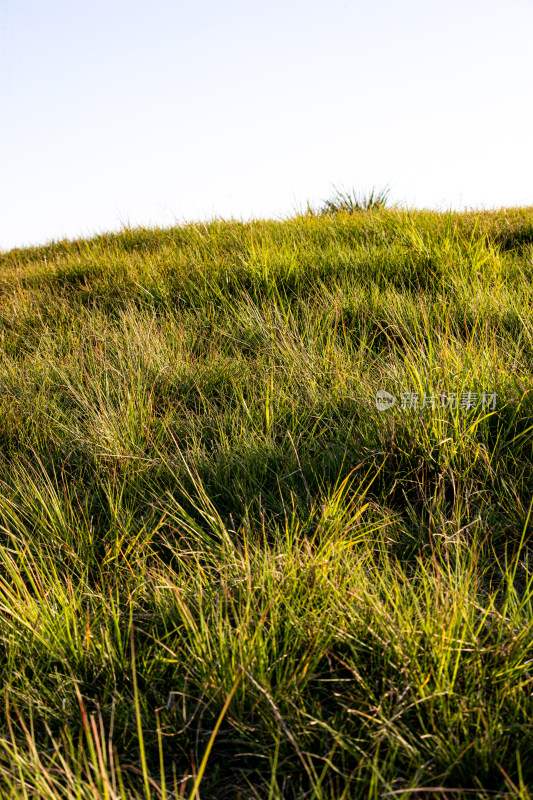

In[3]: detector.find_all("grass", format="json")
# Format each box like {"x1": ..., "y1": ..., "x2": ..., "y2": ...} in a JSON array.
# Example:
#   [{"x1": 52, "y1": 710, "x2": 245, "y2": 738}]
[
  {"x1": 0, "y1": 201, "x2": 532, "y2": 797},
  {"x1": 316, "y1": 186, "x2": 390, "y2": 214}
]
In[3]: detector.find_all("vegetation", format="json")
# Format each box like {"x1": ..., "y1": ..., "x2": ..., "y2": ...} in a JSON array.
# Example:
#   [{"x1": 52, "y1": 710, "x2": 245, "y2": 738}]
[
  {"x1": 0, "y1": 201, "x2": 533, "y2": 798},
  {"x1": 317, "y1": 186, "x2": 390, "y2": 214}
]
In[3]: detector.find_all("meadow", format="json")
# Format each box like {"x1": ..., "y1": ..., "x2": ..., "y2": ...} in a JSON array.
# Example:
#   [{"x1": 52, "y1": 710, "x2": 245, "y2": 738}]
[{"x1": 0, "y1": 198, "x2": 533, "y2": 798}]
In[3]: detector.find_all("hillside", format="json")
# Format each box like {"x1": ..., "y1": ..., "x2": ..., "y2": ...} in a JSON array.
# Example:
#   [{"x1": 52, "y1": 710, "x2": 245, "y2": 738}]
[{"x1": 1, "y1": 206, "x2": 533, "y2": 798}]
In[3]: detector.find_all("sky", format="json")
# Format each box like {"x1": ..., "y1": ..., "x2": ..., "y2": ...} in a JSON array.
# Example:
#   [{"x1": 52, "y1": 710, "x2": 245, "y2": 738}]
[{"x1": 1, "y1": 0, "x2": 532, "y2": 250}]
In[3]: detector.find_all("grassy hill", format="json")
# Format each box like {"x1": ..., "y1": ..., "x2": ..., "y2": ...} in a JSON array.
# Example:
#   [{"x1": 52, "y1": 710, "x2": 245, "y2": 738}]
[{"x1": 1, "y1": 205, "x2": 533, "y2": 798}]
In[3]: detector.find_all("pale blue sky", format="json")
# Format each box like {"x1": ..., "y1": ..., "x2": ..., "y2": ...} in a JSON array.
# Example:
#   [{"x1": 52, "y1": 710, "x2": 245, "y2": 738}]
[{"x1": 1, "y1": 0, "x2": 532, "y2": 250}]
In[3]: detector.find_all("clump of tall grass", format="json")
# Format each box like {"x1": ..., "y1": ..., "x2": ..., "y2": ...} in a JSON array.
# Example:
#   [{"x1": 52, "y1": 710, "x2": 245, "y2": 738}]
[{"x1": 318, "y1": 185, "x2": 390, "y2": 215}]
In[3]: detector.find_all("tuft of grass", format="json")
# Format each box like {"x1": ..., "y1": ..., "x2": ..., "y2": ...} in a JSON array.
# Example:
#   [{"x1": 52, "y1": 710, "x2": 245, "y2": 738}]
[{"x1": 318, "y1": 185, "x2": 390, "y2": 215}]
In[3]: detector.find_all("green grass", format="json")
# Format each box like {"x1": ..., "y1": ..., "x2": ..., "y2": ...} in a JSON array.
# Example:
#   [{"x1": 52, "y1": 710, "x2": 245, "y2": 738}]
[{"x1": 0, "y1": 203, "x2": 533, "y2": 798}]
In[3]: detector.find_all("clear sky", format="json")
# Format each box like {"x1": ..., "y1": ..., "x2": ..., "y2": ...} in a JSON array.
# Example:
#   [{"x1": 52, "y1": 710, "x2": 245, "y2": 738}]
[{"x1": 1, "y1": 0, "x2": 532, "y2": 250}]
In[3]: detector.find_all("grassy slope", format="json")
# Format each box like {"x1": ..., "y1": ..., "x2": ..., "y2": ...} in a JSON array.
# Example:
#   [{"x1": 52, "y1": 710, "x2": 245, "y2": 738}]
[{"x1": 0, "y1": 207, "x2": 533, "y2": 798}]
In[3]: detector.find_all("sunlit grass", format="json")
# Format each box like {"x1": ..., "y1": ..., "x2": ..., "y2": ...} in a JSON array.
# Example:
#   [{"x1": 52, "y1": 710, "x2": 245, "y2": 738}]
[{"x1": 0, "y1": 205, "x2": 532, "y2": 797}]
